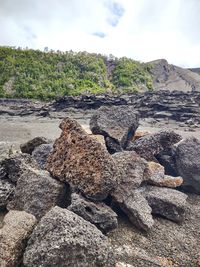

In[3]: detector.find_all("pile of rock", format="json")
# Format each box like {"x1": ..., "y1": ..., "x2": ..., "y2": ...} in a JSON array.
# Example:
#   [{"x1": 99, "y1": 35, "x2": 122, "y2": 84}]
[{"x1": 0, "y1": 105, "x2": 200, "y2": 266}]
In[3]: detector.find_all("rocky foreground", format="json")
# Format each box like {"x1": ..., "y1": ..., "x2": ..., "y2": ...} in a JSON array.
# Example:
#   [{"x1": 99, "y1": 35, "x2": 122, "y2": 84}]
[{"x1": 0, "y1": 105, "x2": 200, "y2": 267}]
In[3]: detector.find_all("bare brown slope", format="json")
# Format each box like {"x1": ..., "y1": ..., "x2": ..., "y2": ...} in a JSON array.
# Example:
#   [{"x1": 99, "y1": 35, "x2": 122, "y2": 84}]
[{"x1": 150, "y1": 59, "x2": 200, "y2": 92}]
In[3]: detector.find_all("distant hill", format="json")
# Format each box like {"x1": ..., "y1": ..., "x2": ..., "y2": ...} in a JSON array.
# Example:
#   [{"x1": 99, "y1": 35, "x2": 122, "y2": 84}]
[
  {"x1": 150, "y1": 59, "x2": 200, "y2": 92},
  {"x1": 0, "y1": 47, "x2": 199, "y2": 100},
  {"x1": 0, "y1": 46, "x2": 153, "y2": 100}
]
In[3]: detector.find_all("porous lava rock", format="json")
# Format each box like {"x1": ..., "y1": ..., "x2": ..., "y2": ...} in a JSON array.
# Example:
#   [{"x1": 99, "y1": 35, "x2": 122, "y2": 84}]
[
  {"x1": 46, "y1": 117, "x2": 118, "y2": 201},
  {"x1": 68, "y1": 193, "x2": 118, "y2": 233},
  {"x1": 90, "y1": 106, "x2": 139, "y2": 151},
  {"x1": 23, "y1": 206, "x2": 115, "y2": 267},
  {"x1": 0, "y1": 210, "x2": 37, "y2": 267},
  {"x1": 175, "y1": 137, "x2": 200, "y2": 194},
  {"x1": 20, "y1": 136, "x2": 51, "y2": 154},
  {"x1": 7, "y1": 167, "x2": 67, "y2": 219},
  {"x1": 127, "y1": 131, "x2": 182, "y2": 161}
]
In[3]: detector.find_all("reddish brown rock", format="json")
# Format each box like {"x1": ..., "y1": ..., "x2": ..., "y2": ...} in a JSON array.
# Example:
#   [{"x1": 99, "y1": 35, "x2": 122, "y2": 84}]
[{"x1": 46, "y1": 118, "x2": 118, "y2": 201}]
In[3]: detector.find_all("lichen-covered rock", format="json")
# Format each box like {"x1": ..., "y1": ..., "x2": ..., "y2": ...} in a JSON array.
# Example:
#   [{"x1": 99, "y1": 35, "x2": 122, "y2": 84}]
[
  {"x1": 0, "y1": 180, "x2": 14, "y2": 209},
  {"x1": 120, "y1": 191, "x2": 154, "y2": 231},
  {"x1": 112, "y1": 151, "x2": 147, "y2": 203},
  {"x1": 1, "y1": 153, "x2": 38, "y2": 183},
  {"x1": 127, "y1": 131, "x2": 182, "y2": 161},
  {"x1": 142, "y1": 186, "x2": 187, "y2": 223},
  {"x1": 175, "y1": 137, "x2": 200, "y2": 194},
  {"x1": 20, "y1": 136, "x2": 51, "y2": 154},
  {"x1": 68, "y1": 193, "x2": 118, "y2": 233},
  {"x1": 90, "y1": 106, "x2": 139, "y2": 150},
  {"x1": 7, "y1": 167, "x2": 67, "y2": 219},
  {"x1": 46, "y1": 118, "x2": 118, "y2": 201},
  {"x1": 32, "y1": 143, "x2": 53, "y2": 169},
  {"x1": 23, "y1": 206, "x2": 115, "y2": 267},
  {"x1": 0, "y1": 210, "x2": 37, "y2": 267}
]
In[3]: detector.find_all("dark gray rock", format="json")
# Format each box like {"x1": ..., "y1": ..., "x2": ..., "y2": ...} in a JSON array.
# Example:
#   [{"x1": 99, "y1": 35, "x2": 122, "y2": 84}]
[
  {"x1": 1, "y1": 153, "x2": 38, "y2": 183},
  {"x1": 32, "y1": 143, "x2": 53, "y2": 169},
  {"x1": 68, "y1": 193, "x2": 118, "y2": 233},
  {"x1": 105, "y1": 136, "x2": 122, "y2": 154},
  {"x1": 142, "y1": 186, "x2": 187, "y2": 223},
  {"x1": 7, "y1": 167, "x2": 68, "y2": 219},
  {"x1": 120, "y1": 191, "x2": 154, "y2": 231},
  {"x1": 156, "y1": 147, "x2": 179, "y2": 176},
  {"x1": 20, "y1": 137, "x2": 51, "y2": 154},
  {"x1": 90, "y1": 106, "x2": 139, "y2": 151},
  {"x1": 112, "y1": 151, "x2": 147, "y2": 203},
  {"x1": 175, "y1": 138, "x2": 200, "y2": 194},
  {"x1": 23, "y1": 206, "x2": 115, "y2": 267},
  {"x1": 127, "y1": 131, "x2": 182, "y2": 161},
  {"x1": 0, "y1": 180, "x2": 14, "y2": 210}
]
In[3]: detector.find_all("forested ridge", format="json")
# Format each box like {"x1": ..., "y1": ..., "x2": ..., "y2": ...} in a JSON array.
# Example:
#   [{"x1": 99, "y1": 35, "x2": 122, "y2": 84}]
[{"x1": 0, "y1": 46, "x2": 153, "y2": 100}]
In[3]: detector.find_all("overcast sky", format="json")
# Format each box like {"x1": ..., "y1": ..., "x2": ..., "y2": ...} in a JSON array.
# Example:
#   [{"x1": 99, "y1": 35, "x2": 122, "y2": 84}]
[{"x1": 0, "y1": 0, "x2": 200, "y2": 67}]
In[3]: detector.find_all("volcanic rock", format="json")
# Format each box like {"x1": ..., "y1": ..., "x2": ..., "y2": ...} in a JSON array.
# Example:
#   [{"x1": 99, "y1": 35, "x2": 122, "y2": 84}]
[
  {"x1": 156, "y1": 147, "x2": 179, "y2": 176},
  {"x1": 1, "y1": 153, "x2": 38, "y2": 183},
  {"x1": 20, "y1": 136, "x2": 51, "y2": 154},
  {"x1": 68, "y1": 193, "x2": 118, "y2": 233},
  {"x1": 127, "y1": 131, "x2": 182, "y2": 161},
  {"x1": 46, "y1": 117, "x2": 118, "y2": 201},
  {"x1": 32, "y1": 143, "x2": 53, "y2": 169},
  {"x1": 142, "y1": 186, "x2": 187, "y2": 223},
  {"x1": 90, "y1": 106, "x2": 139, "y2": 150},
  {"x1": 0, "y1": 180, "x2": 14, "y2": 210},
  {"x1": 112, "y1": 151, "x2": 147, "y2": 203},
  {"x1": 144, "y1": 161, "x2": 183, "y2": 188},
  {"x1": 7, "y1": 167, "x2": 67, "y2": 219},
  {"x1": 23, "y1": 206, "x2": 115, "y2": 267},
  {"x1": 175, "y1": 137, "x2": 200, "y2": 194},
  {"x1": 120, "y1": 191, "x2": 154, "y2": 231},
  {"x1": 0, "y1": 210, "x2": 37, "y2": 267}
]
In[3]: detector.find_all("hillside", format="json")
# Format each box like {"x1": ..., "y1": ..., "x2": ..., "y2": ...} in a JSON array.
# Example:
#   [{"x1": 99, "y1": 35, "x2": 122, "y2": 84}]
[
  {"x1": 0, "y1": 46, "x2": 153, "y2": 100},
  {"x1": 150, "y1": 59, "x2": 200, "y2": 91}
]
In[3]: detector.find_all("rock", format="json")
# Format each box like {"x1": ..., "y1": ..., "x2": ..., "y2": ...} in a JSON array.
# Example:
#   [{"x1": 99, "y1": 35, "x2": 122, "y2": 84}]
[
  {"x1": 1, "y1": 153, "x2": 38, "y2": 183},
  {"x1": 32, "y1": 143, "x2": 53, "y2": 169},
  {"x1": 153, "y1": 175, "x2": 183, "y2": 188},
  {"x1": 112, "y1": 151, "x2": 147, "y2": 203},
  {"x1": 132, "y1": 130, "x2": 150, "y2": 141},
  {"x1": 142, "y1": 186, "x2": 187, "y2": 223},
  {"x1": 120, "y1": 191, "x2": 154, "y2": 231},
  {"x1": 7, "y1": 167, "x2": 68, "y2": 220},
  {"x1": 46, "y1": 118, "x2": 118, "y2": 201},
  {"x1": 20, "y1": 136, "x2": 51, "y2": 154},
  {"x1": 23, "y1": 206, "x2": 115, "y2": 267},
  {"x1": 175, "y1": 137, "x2": 200, "y2": 194},
  {"x1": 156, "y1": 147, "x2": 179, "y2": 176},
  {"x1": 0, "y1": 142, "x2": 11, "y2": 161},
  {"x1": 144, "y1": 161, "x2": 183, "y2": 188},
  {"x1": 90, "y1": 106, "x2": 139, "y2": 150},
  {"x1": 89, "y1": 134, "x2": 106, "y2": 148},
  {"x1": 0, "y1": 180, "x2": 14, "y2": 210},
  {"x1": 115, "y1": 262, "x2": 134, "y2": 267},
  {"x1": 127, "y1": 131, "x2": 182, "y2": 161},
  {"x1": 68, "y1": 193, "x2": 118, "y2": 233},
  {"x1": 144, "y1": 161, "x2": 165, "y2": 184},
  {"x1": 0, "y1": 210, "x2": 37, "y2": 267},
  {"x1": 105, "y1": 136, "x2": 123, "y2": 154}
]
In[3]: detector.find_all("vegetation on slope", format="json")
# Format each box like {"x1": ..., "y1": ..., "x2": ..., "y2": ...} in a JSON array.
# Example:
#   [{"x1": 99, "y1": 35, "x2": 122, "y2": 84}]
[{"x1": 0, "y1": 46, "x2": 153, "y2": 100}]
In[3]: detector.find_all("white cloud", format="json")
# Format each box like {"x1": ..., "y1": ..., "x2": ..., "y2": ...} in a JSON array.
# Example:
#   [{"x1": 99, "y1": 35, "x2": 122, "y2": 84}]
[{"x1": 0, "y1": 0, "x2": 200, "y2": 67}]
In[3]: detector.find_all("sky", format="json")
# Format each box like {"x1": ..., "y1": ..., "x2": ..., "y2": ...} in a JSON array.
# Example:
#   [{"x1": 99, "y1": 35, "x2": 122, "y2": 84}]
[{"x1": 0, "y1": 0, "x2": 200, "y2": 67}]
